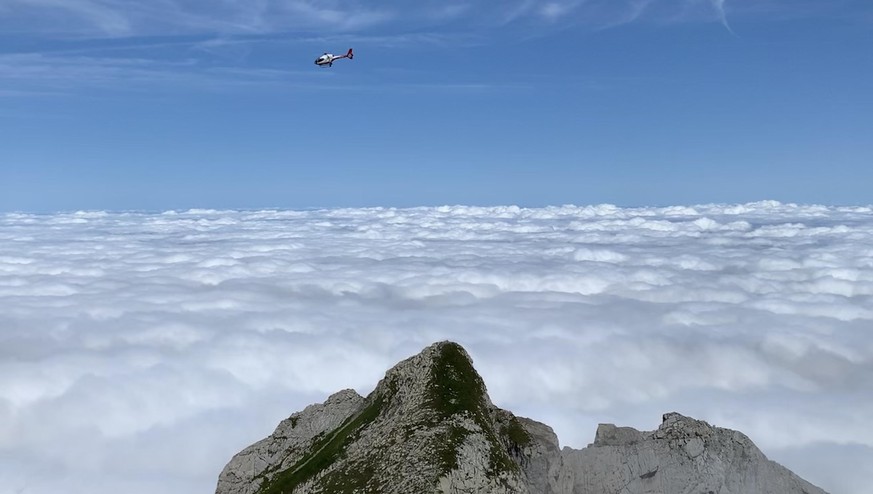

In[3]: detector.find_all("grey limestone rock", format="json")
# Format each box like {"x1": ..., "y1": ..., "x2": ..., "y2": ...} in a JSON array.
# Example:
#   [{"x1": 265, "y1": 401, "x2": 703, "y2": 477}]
[
  {"x1": 215, "y1": 388, "x2": 365, "y2": 494},
  {"x1": 555, "y1": 412, "x2": 828, "y2": 494},
  {"x1": 216, "y1": 342, "x2": 828, "y2": 494}
]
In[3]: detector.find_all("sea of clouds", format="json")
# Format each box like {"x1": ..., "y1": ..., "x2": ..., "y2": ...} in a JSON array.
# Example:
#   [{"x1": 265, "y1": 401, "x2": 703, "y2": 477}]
[{"x1": 1, "y1": 202, "x2": 871, "y2": 494}]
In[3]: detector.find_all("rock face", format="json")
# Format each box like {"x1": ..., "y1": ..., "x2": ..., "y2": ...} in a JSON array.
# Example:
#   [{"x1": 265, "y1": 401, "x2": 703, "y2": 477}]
[
  {"x1": 555, "y1": 413, "x2": 827, "y2": 494},
  {"x1": 216, "y1": 341, "x2": 828, "y2": 494}
]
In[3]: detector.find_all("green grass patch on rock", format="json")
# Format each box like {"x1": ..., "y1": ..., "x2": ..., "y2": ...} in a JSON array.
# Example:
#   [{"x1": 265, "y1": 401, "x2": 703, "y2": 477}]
[
  {"x1": 256, "y1": 395, "x2": 385, "y2": 494},
  {"x1": 425, "y1": 342, "x2": 521, "y2": 478}
]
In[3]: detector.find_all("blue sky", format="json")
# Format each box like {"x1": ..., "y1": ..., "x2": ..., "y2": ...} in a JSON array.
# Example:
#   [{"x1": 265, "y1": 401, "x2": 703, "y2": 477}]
[{"x1": 1, "y1": 0, "x2": 871, "y2": 211}]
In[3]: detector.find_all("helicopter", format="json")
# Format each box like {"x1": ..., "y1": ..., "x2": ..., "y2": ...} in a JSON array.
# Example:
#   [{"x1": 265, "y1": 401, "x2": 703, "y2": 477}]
[{"x1": 314, "y1": 48, "x2": 354, "y2": 67}]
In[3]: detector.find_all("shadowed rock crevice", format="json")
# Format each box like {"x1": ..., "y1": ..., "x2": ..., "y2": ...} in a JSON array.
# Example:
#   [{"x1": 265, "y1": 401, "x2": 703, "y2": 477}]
[{"x1": 216, "y1": 341, "x2": 829, "y2": 494}]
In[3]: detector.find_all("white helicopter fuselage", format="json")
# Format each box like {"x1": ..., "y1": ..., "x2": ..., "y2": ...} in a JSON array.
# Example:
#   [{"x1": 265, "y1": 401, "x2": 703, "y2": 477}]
[{"x1": 314, "y1": 53, "x2": 336, "y2": 67}]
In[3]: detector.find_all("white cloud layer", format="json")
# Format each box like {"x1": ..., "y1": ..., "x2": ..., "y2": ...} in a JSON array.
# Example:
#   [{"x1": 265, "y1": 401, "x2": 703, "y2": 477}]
[{"x1": 1, "y1": 202, "x2": 872, "y2": 494}]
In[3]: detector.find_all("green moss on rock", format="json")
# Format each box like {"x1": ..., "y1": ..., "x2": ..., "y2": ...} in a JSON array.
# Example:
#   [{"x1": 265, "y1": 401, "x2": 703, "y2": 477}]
[
  {"x1": 504, "y1": 417, "x2": 533, "y2": 448},
  {"x1": 425, "y1": 342, "x2": 522, "y2": 478},
  {"x1": 256, "y1": 395, "x2": 385, "y2": 494}
]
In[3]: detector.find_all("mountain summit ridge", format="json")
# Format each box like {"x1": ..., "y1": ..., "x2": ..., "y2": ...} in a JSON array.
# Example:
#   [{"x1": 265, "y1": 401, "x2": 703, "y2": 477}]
[{"x1": 216, "y1": 341, "x2": 828, "y2": 494}]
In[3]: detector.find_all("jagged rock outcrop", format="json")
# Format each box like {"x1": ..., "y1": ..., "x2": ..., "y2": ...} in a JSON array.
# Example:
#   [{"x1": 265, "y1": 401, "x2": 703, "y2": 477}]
[
  {"x1": 554, "y1": 413, "x2": 827, "y2": 494},
  {"x1": 216, "y1": 341, "x2": 828, "y2": 494}
]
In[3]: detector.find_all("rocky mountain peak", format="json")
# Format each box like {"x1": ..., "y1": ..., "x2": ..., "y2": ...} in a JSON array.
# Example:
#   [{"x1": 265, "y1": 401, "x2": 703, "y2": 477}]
[
  {"x1": 397, "y1": 342, "x2": 497, "y2": 416},
  {"x1": 374, "y1": 340, "x2": 493, "y2": 421},
  {"x1": 216, "y1": 341, "x2": 829, "y2": 494}
]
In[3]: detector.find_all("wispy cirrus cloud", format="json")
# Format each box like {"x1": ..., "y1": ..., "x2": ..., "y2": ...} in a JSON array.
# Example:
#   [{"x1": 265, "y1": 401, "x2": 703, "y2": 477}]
[
  {"x1": 0, "y1": 0, "x2": 844, "y2": 39},
  {"x1": 0, "y1": 39, "x2": 510, "y2": 98},
  {"x1": 2, "y1": 0, "x2": 133, "y2": 35},
  {"x1": 0, "y1": 0, "x2": 392, "y2": 37},
  {"x1": 0, "y1": 52, "x2": 308, "y2": 94},
  {"x1": 710, "y1": 0, "x2": 736, "y2": 34}
]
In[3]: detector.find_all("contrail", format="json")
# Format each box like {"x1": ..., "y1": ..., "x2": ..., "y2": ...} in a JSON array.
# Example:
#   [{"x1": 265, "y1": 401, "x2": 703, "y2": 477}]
[{"x1": 712, "y1": 0, "x2": 737, "y2": 36}]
